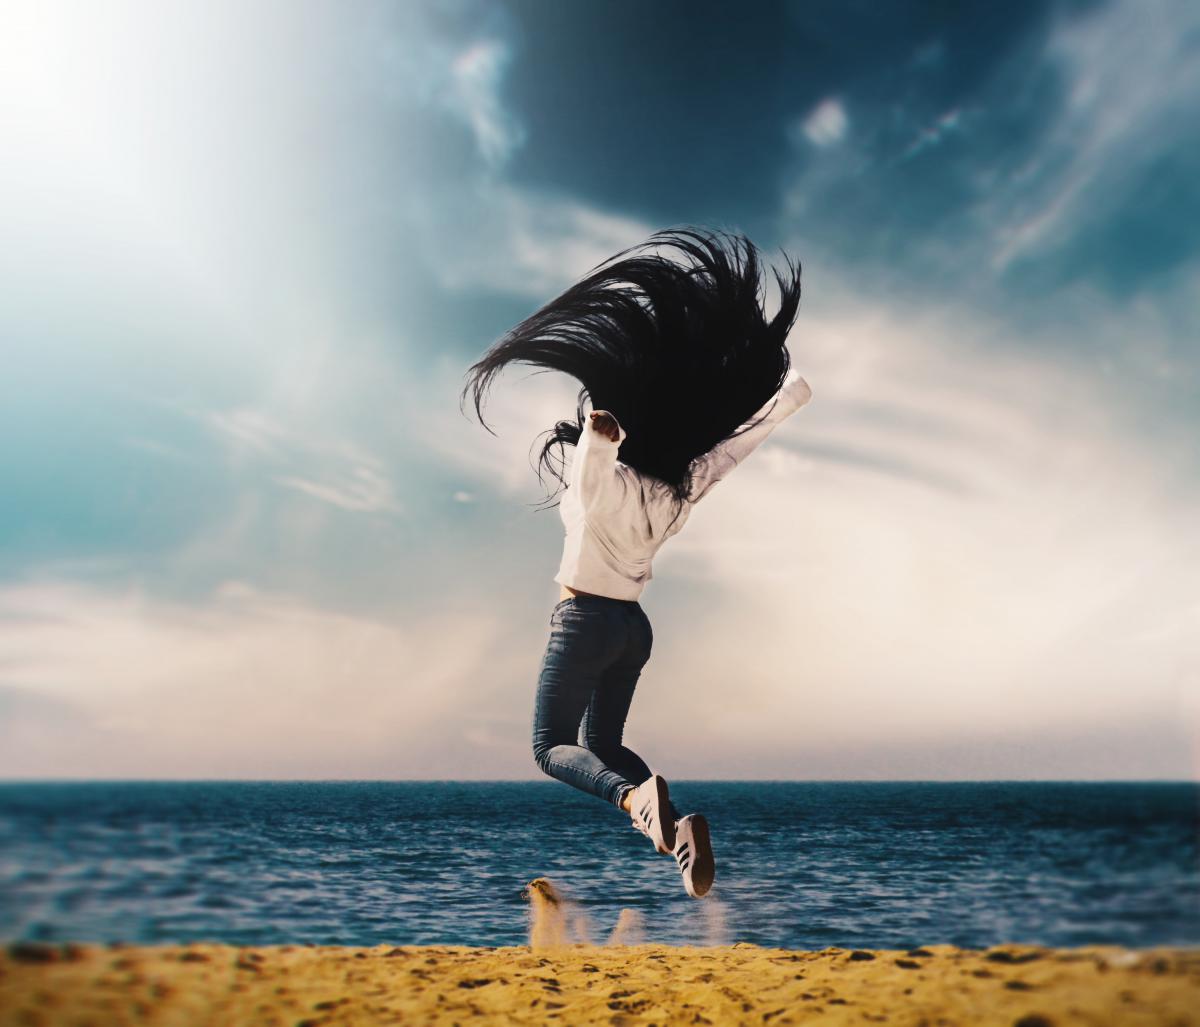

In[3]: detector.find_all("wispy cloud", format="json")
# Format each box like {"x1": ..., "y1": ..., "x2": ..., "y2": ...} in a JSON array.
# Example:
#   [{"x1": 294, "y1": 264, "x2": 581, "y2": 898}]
[
  {"x1": 206, "y1": 408, "x2": 290, "y2": 461},
  {"x1": 119, "y1": 436, "x2": 197, "y2": 462},
  {"x1": 203, "y1": 406, "x2": 404, "y2": 515},
  {"x1": 420, "y1": 181, "x2": 657, "y2": 299},
  {"x1": 427, "y1": 350, "x2": 580, "y2": 498},
  {"x1": 367, "y1": 1, "x2": 525, "y2": 172},
  {"x1": 986, "y1": 0, "x2": 1200, "y2": 273},
  {"x1": 448, "y1": 38, "x2": 526, "y2": 170},
  {"x1": 775, "y1": 0, "x2": 1200, "y2": 302},
  {"x1": 274, "y1": 464, "x2": 403, "y2": 515},
  {"x1": 897, "y1": 106, "x2": 965, "y2": 162}
]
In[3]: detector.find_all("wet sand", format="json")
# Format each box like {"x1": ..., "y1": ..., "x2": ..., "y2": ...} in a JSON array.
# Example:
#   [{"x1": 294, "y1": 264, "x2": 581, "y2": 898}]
[{"x1": 2, "y1": 938, "x2": 1198, "y2": 1026}]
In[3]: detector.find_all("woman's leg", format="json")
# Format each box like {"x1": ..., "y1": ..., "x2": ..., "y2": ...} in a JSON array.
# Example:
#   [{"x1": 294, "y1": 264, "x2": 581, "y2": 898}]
[
  {"x1": 579, "y1": 605, "x2": 684, "y2": 823},
  {"x1": 531, "y1": 602, "x2": 637, "y2": 808}
]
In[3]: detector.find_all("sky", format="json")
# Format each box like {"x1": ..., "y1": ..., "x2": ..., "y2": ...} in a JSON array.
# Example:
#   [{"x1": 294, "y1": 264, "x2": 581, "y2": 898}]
[{"x1": 1, "y1": 0, "x2": 1197, "y2": 780}]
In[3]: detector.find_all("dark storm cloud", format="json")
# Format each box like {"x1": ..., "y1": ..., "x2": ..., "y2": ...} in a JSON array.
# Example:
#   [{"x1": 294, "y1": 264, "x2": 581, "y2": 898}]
[{"x1": 498, "y1": 1, "x2": 1068, "y2": 219}]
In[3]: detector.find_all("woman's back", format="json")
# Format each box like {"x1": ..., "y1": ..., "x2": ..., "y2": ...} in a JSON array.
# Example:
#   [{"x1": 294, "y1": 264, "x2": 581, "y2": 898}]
[{"x1": 554, "y1": 367, "x2": 813, "y2": 601}]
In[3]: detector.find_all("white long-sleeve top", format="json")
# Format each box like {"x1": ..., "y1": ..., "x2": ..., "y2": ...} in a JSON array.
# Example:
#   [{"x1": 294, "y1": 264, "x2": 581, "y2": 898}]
[{"x1": 553, "y1": 367, "x2": 813, "y2": 600}]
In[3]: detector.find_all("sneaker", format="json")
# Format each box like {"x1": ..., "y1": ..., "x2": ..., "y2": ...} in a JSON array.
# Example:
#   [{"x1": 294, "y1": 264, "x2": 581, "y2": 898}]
[
  {"x1": 673, "y1": 814, "x2": 715, "y2": 898},
  {"x1": 627, "y1": 774, "x2": 676, "y2": 855}
]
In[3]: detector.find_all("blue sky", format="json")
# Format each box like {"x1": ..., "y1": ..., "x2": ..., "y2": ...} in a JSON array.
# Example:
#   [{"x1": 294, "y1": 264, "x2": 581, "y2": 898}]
[{"x1": 1, "y1": 0, "x2": 1196, "y2": 779}]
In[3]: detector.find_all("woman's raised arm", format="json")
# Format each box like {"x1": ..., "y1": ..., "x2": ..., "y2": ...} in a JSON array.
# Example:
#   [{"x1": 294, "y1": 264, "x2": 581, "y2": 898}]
[
  {"x1": 687, "y1": 368, "x2": 812, "y2": 503},
  {"x1": 571, "y1": 408, "x2": 630, "y2": 519}
]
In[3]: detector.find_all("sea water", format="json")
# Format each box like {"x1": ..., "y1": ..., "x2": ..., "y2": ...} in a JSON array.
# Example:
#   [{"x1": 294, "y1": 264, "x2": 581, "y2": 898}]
[{"x1": 0, "y1": 781, "x2": 1196, "y2": 950}]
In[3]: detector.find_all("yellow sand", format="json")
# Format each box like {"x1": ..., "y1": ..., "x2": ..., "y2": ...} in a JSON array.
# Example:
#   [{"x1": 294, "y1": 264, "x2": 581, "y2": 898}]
[
  {"x1": 3, "y1": 882, "x2": 1197, "y2": 1025},
  {"x1": 4, "y1": 939, "x2": 1199, "y2": 1026}
]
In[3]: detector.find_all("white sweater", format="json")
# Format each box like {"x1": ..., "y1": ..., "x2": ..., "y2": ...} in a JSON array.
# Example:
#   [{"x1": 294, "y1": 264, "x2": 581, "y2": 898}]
[{"x1": 553, "y1": 367, "x2": 813, "y2": 600}]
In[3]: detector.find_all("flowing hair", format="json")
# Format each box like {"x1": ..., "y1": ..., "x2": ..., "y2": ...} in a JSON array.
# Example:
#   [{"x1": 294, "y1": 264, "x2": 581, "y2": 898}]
[{"x1": 459, "y1": 226, "x2": 803, "y2": 514}]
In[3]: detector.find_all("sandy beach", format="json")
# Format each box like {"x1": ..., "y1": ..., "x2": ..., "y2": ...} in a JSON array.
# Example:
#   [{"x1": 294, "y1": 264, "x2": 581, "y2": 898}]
[
  {"x1": 3, "y1": 877, "x2": 1196, "y2": 1025},
  {"x1": 3, "y1": 937, "x2": 1198, "y2": 1026}
]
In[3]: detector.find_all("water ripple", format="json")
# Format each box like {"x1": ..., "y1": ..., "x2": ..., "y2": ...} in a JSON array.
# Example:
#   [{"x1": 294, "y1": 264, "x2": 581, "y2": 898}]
[{"x1": 0, "y1": 781, "x2": 1196, "y2": 948}]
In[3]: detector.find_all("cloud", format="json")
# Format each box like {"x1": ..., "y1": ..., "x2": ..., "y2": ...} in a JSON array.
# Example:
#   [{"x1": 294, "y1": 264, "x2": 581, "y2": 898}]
[
  {"x1": 0, "y1": 578, "x2": 518, "y2": 778},
  {"x1": 206, "y1": 408, "x2": 290, "y2": 461},
  {"x1": 897, "y1": 107, "x2": 964, "y2": 162},
  {"x1": 201, "y1": 406, "x2": 404, "y2": 515},
  {"x1": 1, "y1": 0, "x2": 1194, "y2": 781},
  {"x1": 413, "y1": 252, "x2": 1198, "y2": 779},
  {"x1": 635, "y1": 284, "x2": 1198, "y2": 777},
  {"x1": 796, "y1": 97, "x2": 848, "y2": 148},
  {"x1": 415, "y1": 180, "x2": 657, "y2": 299},
  {"x1": 273, "y1": 465, "x2": 403, "y2": 515},
  {"x1": 159, "y1": 338, "x2": 408, "y2": 518},
  {"x1": 447, "y1": 38, "x2": 527, "y2": 170},
  {"x1": 775, "y1": 0, "x2": 1200, "y2": 301},
  {"x1": 366, "y1": 2, "x2": 525, "y2": 172},
  {"x1": 428, "y1": 349, "x2": 581, "y2": 499},
  {"x1": 3, "y1": 271, "x2": 1195, "y2": 779},
  {"x1": 984, "y1": 0, "x2": 1200, "y2": 274},
  {"x1": 119, "y1": 436, "x2": 198, "y2": 462}
]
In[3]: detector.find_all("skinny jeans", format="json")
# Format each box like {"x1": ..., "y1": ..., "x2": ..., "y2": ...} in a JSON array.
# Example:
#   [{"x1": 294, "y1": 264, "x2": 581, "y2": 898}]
[{"x1": 532, "y1": 593, "x2": 682, "y2": 821}]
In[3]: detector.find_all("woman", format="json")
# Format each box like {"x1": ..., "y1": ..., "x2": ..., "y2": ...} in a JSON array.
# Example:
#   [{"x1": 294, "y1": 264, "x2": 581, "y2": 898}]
[{"x1": 460, "y1": 227, "x2": 813, "y2": 898}]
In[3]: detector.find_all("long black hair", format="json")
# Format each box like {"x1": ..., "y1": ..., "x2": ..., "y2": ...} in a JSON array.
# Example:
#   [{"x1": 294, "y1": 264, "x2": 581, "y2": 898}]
[{"x1": 459, "y1": 226, "x2": 803, "y2": 513}]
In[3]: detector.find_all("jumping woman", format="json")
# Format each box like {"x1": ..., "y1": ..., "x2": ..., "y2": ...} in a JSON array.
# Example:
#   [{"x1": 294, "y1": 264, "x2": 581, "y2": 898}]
[{"x1": 460, "y1": 227, "x2": 813, "y2": 899}]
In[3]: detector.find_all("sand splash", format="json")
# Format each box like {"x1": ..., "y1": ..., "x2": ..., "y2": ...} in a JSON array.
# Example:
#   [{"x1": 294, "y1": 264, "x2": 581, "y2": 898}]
[
  {"x1": 606, "y1": 907, "x2": 646, "y2": 945},
  {"x1": 524, "y1": 878, "x2": 592, "y2": 947},
  {"x1": 525, "y1": 877, "x2": 654, "y2": 948},
  {"x1": 526, "y1": 876, "x2": 732, "y2": 947}
]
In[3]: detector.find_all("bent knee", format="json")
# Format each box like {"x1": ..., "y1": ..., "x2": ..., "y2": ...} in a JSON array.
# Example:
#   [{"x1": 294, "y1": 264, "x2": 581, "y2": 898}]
[
  {"x1": 532, "y1": 740, "x2": 555, "y2": 775},
  {"x1": 582, "y1": 740, "x2": 620, "y2": 763}
]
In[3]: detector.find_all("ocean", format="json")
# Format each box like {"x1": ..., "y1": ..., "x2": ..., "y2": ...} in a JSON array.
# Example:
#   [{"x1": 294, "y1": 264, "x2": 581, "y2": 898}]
[{"x1": 1, "y1": 781, "x2": 1196, "y2": 951}]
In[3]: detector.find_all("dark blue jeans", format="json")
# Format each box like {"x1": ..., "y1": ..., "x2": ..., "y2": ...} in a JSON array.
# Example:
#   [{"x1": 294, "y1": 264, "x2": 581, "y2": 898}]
[{"x1": 532, "y1": 594, "x2": 682, "y2": 821}]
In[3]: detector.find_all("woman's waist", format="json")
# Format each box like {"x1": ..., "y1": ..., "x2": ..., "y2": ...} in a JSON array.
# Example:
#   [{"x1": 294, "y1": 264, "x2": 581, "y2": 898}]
[
  {"x1": 557, "y1": 581, "x2": 643, "y2": 601},
  {"x1": 553, "y1": 587, "x2": 643, "y2": 613}
]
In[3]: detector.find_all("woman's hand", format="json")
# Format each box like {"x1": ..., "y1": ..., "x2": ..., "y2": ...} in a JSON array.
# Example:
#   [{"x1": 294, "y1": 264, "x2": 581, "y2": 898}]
[{"x1": 589, "y1": 410, "x2": 621, "y2": 442}]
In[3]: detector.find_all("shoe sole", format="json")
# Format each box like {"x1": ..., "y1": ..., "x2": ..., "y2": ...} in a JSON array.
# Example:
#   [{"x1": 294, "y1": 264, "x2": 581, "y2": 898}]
[
  {"x1": 681, "y1": 815, "x2": 715, "y2": 898},
  {"x1": 636, "y1": 775, "x2": 676, "y2": 855}
]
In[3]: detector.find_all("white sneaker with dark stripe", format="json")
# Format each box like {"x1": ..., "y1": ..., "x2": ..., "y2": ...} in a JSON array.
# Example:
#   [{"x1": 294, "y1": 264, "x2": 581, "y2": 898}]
[
  {"x1": 627, "y1": 774, "x2": 676, "y2": 855},
  {"x1": 673, "y1": 814, "x2": 715, "y2": 898}
]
